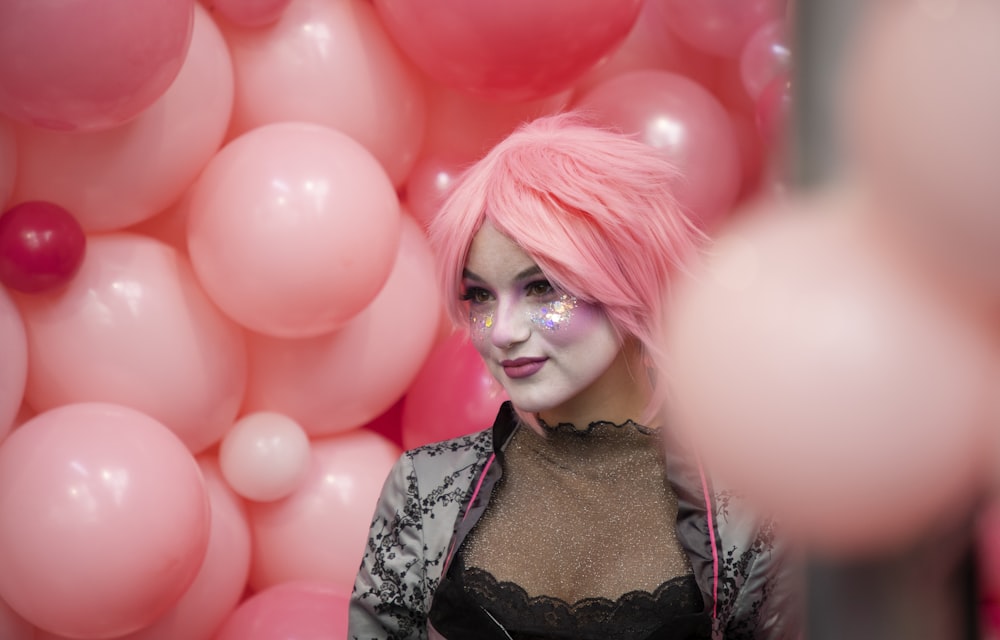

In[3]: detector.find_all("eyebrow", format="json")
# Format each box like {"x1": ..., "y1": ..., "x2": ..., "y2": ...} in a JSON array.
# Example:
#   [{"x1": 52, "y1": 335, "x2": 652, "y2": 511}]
[{"x1": 462, "y1": 265, "x2": 543, "y2": 282}]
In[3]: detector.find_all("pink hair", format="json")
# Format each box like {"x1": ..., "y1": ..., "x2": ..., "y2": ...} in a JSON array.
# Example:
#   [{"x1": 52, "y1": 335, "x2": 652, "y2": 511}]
[{"x1": 428, "y1": 112, "x2": 705, "y2": 418}]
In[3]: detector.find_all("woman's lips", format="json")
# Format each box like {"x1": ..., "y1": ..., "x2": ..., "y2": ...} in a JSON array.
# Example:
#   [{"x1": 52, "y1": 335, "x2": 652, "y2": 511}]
[{"x1": 500, "y1": 357, "x2": 547, "y2": 379}]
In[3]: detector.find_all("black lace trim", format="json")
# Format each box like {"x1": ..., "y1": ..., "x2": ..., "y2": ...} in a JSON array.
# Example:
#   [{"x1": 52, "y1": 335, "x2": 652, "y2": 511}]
[
  {"x1": 535, "y1": 415, "x2": 659, "y2": 437},
  {"x1": 461, "y1": 565, "x2": 709, "y2": 639}
]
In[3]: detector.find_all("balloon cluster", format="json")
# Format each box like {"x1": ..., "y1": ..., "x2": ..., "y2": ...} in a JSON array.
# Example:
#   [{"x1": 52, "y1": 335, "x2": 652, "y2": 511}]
[{"x1": 0, "y1": 0, "x2": 790, "y2": 637}]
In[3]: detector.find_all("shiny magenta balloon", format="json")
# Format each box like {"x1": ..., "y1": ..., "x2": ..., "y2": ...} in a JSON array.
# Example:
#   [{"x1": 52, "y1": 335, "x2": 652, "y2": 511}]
[{"x1": 0, "y1": 201, "x2": 85, "y2": 293}]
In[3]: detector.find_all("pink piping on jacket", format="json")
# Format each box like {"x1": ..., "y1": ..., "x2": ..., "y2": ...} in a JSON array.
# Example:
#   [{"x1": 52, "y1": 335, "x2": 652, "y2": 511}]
[
  {"x1": 445, "y1": 453, "x2": 497, "y2": 570},
  {"x1": 697, "y1": 459, "x2": 720, "y2": 619}
]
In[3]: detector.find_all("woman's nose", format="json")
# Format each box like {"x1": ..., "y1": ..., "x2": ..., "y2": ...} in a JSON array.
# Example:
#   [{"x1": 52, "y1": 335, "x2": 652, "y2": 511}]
[{"x1": 489, "y1": 300, "x2": 530, "y2": 348}]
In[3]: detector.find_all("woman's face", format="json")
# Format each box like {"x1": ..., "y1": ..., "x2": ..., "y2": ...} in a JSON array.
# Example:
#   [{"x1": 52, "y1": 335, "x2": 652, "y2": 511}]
[{"x1": 461, "y1": 222, "x2": 625, "y2": 423}]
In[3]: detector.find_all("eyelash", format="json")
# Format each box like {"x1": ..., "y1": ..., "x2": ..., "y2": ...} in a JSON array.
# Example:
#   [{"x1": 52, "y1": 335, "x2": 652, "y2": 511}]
[{"x1": 460, "y1": 280, "x2": 555, "y2": 304}]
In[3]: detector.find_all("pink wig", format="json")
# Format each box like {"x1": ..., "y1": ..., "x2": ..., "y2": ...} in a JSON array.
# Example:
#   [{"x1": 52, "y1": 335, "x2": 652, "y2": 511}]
[{"x1": 428, "y1": 113, "x2": 705, "y2": 414}]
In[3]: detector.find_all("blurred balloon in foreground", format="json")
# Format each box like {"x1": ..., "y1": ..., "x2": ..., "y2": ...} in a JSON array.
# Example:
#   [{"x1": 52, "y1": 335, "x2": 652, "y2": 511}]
[
  {"x1": 248, "y1": 429, "x2": 400, "y2": 591},
  {"x1": 188, "y1": 121, "x2": 400, "y2": 339},
  {"x1": 16, "y1": 233, "x2": 248, "y2": 454},
  {"x1": 0, "y1": 403, "x2": 210, "y2": 638},
  {"x1": 842, "y1": 0, "x2": 1000, "y2": 301},
  {"x1": 0, "y1": 598, "x2": 33, "y2": 640},
  {"x1": 0, "y1": 201, "x2": 85, "y2": 293},
  {"x1": 214, "y1": 580, "x2": 350, "y2": 640},
  {"x1": 402, "y1": 332, "x2": 507, "y2": 450},
  {"x1": 0, "y1": 0, "x2": 195, "y2": 132},
  {"x1": 11, "y1": 4, "x2": 233, "y2": 232},
  {"x1": 374, "y1": 0, "x2": 641, "y2": 102},
  {"x1": 220, "y1": 411, "x2": 311, "y2": 502},
  {"x1": 0, "y1": 287, "x2": 27, "y2": 442},
  {"x1": 574, "y1": 70, "x2": 741, "y2": 231},
  {"x1": 243, "y1": 215, "x2": 440, "y2": 436},
  {"x1": 663, "y1": 188, "x2": 998, "y2": 557}
]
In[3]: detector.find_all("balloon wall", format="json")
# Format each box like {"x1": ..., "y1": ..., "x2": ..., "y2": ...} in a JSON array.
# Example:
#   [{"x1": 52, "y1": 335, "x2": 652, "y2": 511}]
[{"x1": 1, "y1": 0, "x2": 996, "y2": 637}]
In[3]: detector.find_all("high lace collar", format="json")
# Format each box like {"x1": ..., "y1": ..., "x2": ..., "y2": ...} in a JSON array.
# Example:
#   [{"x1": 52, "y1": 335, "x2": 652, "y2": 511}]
[{"x1": 535, "y1": 415, "x2": 659, "y2": 437}]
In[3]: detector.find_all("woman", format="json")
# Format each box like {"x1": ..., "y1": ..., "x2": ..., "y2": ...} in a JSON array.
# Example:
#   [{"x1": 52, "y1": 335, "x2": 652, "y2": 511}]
[{"x1": 349, "y1": 114, "x2": 797, "y2": 639}]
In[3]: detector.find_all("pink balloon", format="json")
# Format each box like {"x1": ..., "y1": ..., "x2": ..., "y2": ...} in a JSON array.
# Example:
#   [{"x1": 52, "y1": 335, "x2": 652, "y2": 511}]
[
  {"x1": 573, "y1": 0, "x2": 721, "y2": 97},
  {"x1": 223, "y1": 0, "x2": 426, "y2": 187},
  {"x1": 0, "y1": 403, "x2": 210, "y2": 638},
  {"x1": 0, "y1": 119, "x2": 14, "y2": 209},
  {"x1": 219, "y1": 412, "x2": 311, "y2": 502},
  {"x1": 0, "y1": 0, "x2": 194, "y2": 132},
  {"x1": 248, "y1": 429, "x2": 401, "y2": 590},
  {"x1": 242, "y1": 215, "x2": 439, "y2": 435},
  {"x1": 401, "y1": 332, "x2": 507, "y2": 450},
  {"x1": 574, "y1": 70, "x2": 741, "y2": 231},
  {"x1": 663, "y1": 189, "x2": 998, "y2": 557},
  {"x1": 187, "y1": 122, "x2": 401, "y2": 339},
  {"x1": 841, "y1": 0, "x2": 1000, "y2": 302},
  {"x1": 421, "y1": 79, "x2": 570, "y2": 160},
  {"x1": 755, "y1": 74, "x2": 792, "y2": 146},
  {"x1": 0, "y1": 287, "x2": 27, "y2": 442},
  {"x1": 214, "y1": 580, "x2": 349, "y2": 640},
  {"x1": 15, "y1": 233, "x2": 248, "y2": 454},
  {"x1": 0, "y1": 201, "x2": 86, "y2": 294},
  {"x1": 374, "y1": 0, "x2": 642, "y2": 102},
  {"x1": 403, "y1": 153, "x2": 471, "y2": 229},
  {"x1": 10, "y1": 5, "x2": 232, "y2": 232},
  {"x1": 0, "y1": 598, "x2": 35, "y2": 640},
  {"x1": 103, "y1": 457, "x2": 251, "y2": 640},
  {"x1": 740, "y1": 19, "x2": 791, "y2": 102},
  {"x1": 201, "y1": 0, "x2": 292, "y2": 27},
  {"x1": 647, "y1": 0, "x2": 784, "y2": 59}
]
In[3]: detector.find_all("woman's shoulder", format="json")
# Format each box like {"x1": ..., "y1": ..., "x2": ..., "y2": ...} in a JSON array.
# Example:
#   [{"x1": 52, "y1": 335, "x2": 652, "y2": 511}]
[{"x1": 403, "y1": 427, "x2": 494, "y2": 464}]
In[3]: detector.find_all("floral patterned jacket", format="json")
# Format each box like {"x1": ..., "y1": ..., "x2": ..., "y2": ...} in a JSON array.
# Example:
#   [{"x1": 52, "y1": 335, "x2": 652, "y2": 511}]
[{"x1": 349, "y1": 403, "x2": 800, "y2": 639}]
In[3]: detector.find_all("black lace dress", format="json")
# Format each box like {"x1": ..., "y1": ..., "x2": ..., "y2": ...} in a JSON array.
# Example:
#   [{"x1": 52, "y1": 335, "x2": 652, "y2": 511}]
[{"x1": 428, "y1": 416, "x2": 713, "y2": 640}]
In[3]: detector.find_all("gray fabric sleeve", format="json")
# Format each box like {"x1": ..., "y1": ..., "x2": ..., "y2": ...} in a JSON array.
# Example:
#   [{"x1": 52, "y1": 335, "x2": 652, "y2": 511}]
[{"x1": 349, "y1": 453, "x2": 430, "y2": 640}]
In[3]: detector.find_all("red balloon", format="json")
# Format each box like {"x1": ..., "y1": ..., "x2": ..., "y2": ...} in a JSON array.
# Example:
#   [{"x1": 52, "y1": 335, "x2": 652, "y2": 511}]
[
  {"x1": 0, "y1": 201, "x2": 85, "y2": 293},
  {"x1": 373, "y1": 0, "x2": 642, "y2": 101},
  {"x1": 740, "y1": 19, "x2": 791, "y2": 102},
  {"x1": 755, "y1": 73, "x2": 792, "y2": 145},
  {"x1": 401, "y1": 332, "x2": 507, "y2": 449},
  {"x1": 647, "y1": 0, "x2": 784, "y2": 59}
]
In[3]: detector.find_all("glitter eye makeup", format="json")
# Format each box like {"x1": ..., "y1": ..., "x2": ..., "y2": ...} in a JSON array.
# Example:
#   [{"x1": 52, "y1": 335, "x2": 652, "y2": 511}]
[
  {"x1": 529, "y1": 294, "x2": 578, "y2": 332},
  {"x1": 470, "y1": 308, "x2": 495, "y2": 342}
]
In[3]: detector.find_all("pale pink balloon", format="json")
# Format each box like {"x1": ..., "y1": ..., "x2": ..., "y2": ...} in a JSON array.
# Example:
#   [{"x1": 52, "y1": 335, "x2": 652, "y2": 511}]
[
  {"x1": 740, "y1": 19, "x2": 791, "y2": 102},
  {"x1": 103, "y1": 457, "x2": 251, "y2": 640},
  {"x1": 0, "y1": 287, "x2": 27, "y2": 442},
  {"x1": 0, "y1": 403, "x2": 210, "y2": 638},
  {"x1": 374, "y1": 0, "x2": 641, "y2": 102},
  {"x1": 574, "y1": 70, "x2": 741, "y2": 231},
  {"x1": 401, "y1": 332, "x2": 507, "y2": 450},
  {"x1": 16, "y1": 233, "x2": 248, "y2": 454},
  {"x1": 220, "y1": 412, "x2": 311, "y2": 502},
  {"x1": 420, "y1": 79, "x2": 571, "y2": 161},
  {"x1": 201, "y1": 0, "x2": 292, "y2": 27},
  {"x1": 187, "y1": 122, "x2": 401, "y2": 339},
  {"x1": 242, "y1": 215, "x2": 439, "y2": 435},
  {"x1": 11, "y1": 5, "x2": 233, "y2": 232},
  {"x1": 0, "y1": 119, "x2": 14, "y2": 209},
  {"x1": 663, "y1": 189, "x2": 998, "y2": 557},
  {"x1": 248, "y1": 429, "x2": 401, "y2": 591},
  {"x1": 647, "y1": 0, "x2": 784, "y2": 59},
  {"x1": 223, "y1": 0, "x2": 426, "y2": 187},
  {"x1": 841, "y1": 0, "x2": 1000, "y2": 301},
  {"x1": 214, "y1": 580, "x2": 350, "y2": 640},
  {"x1": 0, "y1": 597, "x2": 35, "y2": 640},
  {"x1": 404, "y1": 153, "x2": 472, "y2": 229},
  {"x1": 0, "y1": 0, "x2": 194, "y2": 132}
]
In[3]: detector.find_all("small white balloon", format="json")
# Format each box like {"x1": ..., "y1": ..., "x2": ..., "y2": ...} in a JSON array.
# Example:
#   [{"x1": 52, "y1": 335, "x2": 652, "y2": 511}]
[{"x1": 220, "y1": 412, "x2": 311, "y2": 502}]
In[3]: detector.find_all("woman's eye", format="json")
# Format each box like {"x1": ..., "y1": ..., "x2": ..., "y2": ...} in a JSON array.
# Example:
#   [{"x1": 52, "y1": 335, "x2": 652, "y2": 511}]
[
  {"x1": 526, "y1": 280, "x2": 554, "y2": 297},
  {"x1": 460, "y1": 287, "x2": 491, "y2": 304}
]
